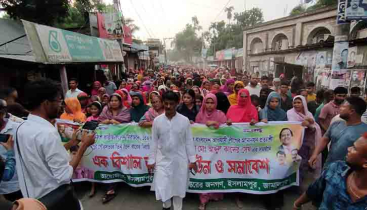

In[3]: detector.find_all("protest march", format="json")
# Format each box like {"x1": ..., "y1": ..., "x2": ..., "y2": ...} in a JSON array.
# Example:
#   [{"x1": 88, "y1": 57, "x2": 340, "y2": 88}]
[
  {"x1": 0, "y1": 67, "x2": 366, "y2": 210},
  {"x1": 1, "y1": 1, "x2": 367, "y2": 210}
]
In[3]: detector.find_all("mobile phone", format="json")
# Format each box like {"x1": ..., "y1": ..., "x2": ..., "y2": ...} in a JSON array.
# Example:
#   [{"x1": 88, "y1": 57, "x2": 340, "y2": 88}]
[
  {"x1": 0, "y1": 134, "x2": 10, "y2": 143},
  {"x1": 82, "y1": 121, "x2": 99, "y2": 131}
]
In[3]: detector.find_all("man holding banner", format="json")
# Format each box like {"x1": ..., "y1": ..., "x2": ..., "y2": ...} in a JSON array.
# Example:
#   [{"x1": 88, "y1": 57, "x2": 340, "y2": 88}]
[{"x1": 148, "y1": 91, "x2": 197, "y2": 210}]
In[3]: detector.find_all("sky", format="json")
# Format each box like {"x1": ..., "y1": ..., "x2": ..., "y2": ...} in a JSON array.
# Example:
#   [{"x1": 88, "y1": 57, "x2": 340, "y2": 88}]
[{"x1": 105, "y1": 0, "x2": 301, "y2": 45}]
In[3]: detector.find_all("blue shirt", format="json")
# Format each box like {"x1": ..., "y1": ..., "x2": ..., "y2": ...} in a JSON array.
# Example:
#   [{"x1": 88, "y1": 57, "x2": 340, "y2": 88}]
[
  {"x1": 306, "y1": 161, "x2": 367, "y2": 210},
  {"x1": 2, "y1": 150, "x2": 16, "y2": 182},
  {"x1": 324, "y1": 121, "x2": 367, "y2": 167}
]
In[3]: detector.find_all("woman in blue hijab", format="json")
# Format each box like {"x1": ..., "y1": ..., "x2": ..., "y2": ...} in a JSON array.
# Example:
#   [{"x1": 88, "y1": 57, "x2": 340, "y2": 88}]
[{"x1": 259, "y1": 91, "x2": 287, "y2": 122}]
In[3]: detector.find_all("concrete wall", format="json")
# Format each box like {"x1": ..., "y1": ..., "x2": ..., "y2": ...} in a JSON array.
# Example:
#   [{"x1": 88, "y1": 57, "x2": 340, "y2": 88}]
[{"x1": 243, "y1": 7, "x2": 338, "y2": 73}]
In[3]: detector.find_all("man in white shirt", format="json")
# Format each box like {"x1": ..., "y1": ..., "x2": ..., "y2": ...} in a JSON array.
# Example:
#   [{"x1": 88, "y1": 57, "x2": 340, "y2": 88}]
[
  {"x1": 14, "y1": 79, "x2": 95, "y2": 209},
  {"x1": 148, "y1": 91, "x2": 197, "y2": 210},
  {"x1": 245, "y1": 74, "x2": 261, "y2": 96},
  {"x1": 65, "y1": 78, "x2": 82, "y2": 98}
]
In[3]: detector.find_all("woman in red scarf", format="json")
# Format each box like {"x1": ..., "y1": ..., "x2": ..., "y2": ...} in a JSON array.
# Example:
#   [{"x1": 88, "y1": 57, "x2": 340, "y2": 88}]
[
  {"x1": 226, "y1": 88, "x2": 258, "y2": 124},
  {"x1": 226, "y1": 88, "x2": 258, "y2": 208}
]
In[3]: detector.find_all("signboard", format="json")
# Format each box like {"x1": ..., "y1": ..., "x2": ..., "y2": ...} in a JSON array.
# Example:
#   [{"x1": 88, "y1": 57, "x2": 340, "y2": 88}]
[
  {"x1": 216, "y1": 50, "x2": 225, "y2": 61},
  {"x1": 224, "y1": 48, "x2": 234, "y2": 60},
  {"x1": 201, "y1": 49, "x2": 208, "y2": 58},
  {"x1": 102, "y1": 13, "x2": 124, "y2": 40},
  {"x1": 57, "y1": 120, "x2": 304, "y2": 194},
  {"x1": 347, "y1": 46, "x2": 358, "y2": 67},
  {"x1": 346, "y1": 0, "x2": 367, "y2": 20},
  {"x1": 22, "y1": 20, "x2": 123, "y2": 64},
  {"x1": 331, "y1": 38, "x2": 349, "y2": 71},
  {"x1": 337, "y1": 0, "x2": 349, "y2": 24}
]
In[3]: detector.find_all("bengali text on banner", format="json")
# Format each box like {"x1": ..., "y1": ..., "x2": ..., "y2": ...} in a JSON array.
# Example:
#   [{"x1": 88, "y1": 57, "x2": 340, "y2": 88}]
[{"x1": 57, "y1": 120, "x2": 304, "y2": 194}]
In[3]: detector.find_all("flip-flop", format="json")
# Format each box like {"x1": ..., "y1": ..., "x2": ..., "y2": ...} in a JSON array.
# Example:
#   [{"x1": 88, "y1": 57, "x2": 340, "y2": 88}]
[
  {"x1": 198, "y1": 204, "x2": 206, "y2": 210},
  {"x1": 102, "y1": 193, "x2": 116, "y2": 204},
  {"x1": 89, "y1": 191, "x2": 95, "y2": 198}
]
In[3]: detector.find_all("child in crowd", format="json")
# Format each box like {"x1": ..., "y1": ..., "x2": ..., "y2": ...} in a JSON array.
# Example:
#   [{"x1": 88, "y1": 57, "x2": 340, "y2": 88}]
[
  {"x1": 195, "y1": 94, "x2": 204, "y2": 108},
  {"x1": 251, "y1": 95, "x2": 261, "y2": 112},
  {"x1": 86, "y1": 102, "x2": 102, "y2": 122}
]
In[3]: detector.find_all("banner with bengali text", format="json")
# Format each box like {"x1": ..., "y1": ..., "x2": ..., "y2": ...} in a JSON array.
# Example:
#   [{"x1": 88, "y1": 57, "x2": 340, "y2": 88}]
[{"x1": 57, "y1": 120, "x2": 304, "y2": 194}]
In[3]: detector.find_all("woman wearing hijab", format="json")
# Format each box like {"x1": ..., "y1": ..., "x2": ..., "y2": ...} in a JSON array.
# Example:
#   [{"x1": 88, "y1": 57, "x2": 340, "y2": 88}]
[
  {"x1": 147, "y1": 91, "x2": 160, "y2": 106},
  {"x1": 91, "y1": 81, "x2": 102, "y2": 96},
  {"x1": 130, "y1": 92, "x2": 150, "y2": 123},
  {"x1": 121, "y1": 88, "x2": 132, "y2": 108},
  {"x1": 227, "y1": 89, "x2": 258, "y2": 124},
  {"x1": 220, "y1": 79, "x2": 235, "y2": 96},
  {"x1": 195, "y1": 93, "x2": 227, "y2": 210},
  {"x1": 228, "y1": 81, "x2": 244, "y2": 105},
  {"x1": 287, "y1": 96, "x2": 322, "y2": 184},
  {"x1": 98, "y1": 87, "x2": 107, "y2": 100},
  {"x1": 99, "y1": 93, "x2": 131, "y2": 124},
  {"x1": 215, "y1": 92, "x2": 231, "y2": 114},
  {"x1": 60, "y1": 97, "x2": 86, "y2": 123},
  {"x1": 259, "y1": 92, "x2": 287, "y2": 210},
  {"x1": 259, "y1": 92, "x2": 287, "y2": 122},
  {"x1": 99, "y1": 93, "x2": 131, "y2": 203},
  {"x1": 139, "y1": 95, "x2": 164, "y2": 128},
  {"x1": 115, "y1": 89, "x2": 132, "y2": 109}
]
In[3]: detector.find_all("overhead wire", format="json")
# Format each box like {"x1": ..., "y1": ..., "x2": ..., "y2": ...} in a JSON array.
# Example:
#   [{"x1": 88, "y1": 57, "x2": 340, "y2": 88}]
[
  {"x1": 212, "y1": 0, "x2": 233, "y2": 22},
  {"x1": 137, "y1": 0, "x2": 157, "y2": 38},
  {"x1": 129, "y1": 0, "x2": 153, "y2": 38}
]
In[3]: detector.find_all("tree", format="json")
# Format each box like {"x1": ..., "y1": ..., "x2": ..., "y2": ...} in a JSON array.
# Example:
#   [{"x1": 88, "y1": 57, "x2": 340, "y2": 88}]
[
  {"x1": 224, "y1": 6, "x2": 234, "y2": 24},
  {"x1": 191, "y1": 16, "x2": 202, "y2": 31},
  {"x1": 204, "y1": 7, "x2": 264, "y2": 56},
  {"x1": 124, "y1": 17, "x2": 140, "y2": 35},
  {"x1": 172, "y1": 17, "x2": 203, "y2": 63},
  {"x1": 290, "y1": 0, "x2": 338, "y2": 16},
  {"x1": 290, "y1": 4, "x2": 306, "y2": 16},
  {"x1": 0, "y1": 0, "x2": 69, "y2": 25},
  {"x1": 233, "y1": 8, "x2": 264, "y2": 29}
]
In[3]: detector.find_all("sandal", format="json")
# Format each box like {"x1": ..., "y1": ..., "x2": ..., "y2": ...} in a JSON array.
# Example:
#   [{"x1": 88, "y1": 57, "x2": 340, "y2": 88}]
[
  {"x1": 102, "y1": 192, "x2": 116, "y2": 204},
  {"x1": 89, "y1": 183, "x2": 96, "y2": 198},
  {"x1": 198, "y1": 203, "x2": 206, "y2": 210}
]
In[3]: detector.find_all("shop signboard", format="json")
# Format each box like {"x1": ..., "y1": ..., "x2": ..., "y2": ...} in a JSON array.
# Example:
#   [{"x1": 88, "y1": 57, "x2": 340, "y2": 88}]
[{"x1": 22, "y1": 20, "x2": 123, "y2": 64}]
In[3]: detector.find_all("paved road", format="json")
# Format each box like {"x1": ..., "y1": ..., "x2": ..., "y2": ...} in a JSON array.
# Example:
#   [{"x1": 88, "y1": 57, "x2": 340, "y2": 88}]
[{"x1": 76, "y1": 182, "x2": 316, "y2": 210}]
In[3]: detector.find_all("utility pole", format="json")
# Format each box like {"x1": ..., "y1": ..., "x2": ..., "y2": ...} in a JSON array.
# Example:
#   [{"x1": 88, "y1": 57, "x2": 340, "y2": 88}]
[{"x1": 163, "y1": 37, "x2": 174, "y2": 65}]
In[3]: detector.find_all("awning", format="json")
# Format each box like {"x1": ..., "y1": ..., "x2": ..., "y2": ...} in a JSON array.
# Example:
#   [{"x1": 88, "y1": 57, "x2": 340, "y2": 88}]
[{"x1": 0, "y1": 54, "x2": 36, "y2": 62}]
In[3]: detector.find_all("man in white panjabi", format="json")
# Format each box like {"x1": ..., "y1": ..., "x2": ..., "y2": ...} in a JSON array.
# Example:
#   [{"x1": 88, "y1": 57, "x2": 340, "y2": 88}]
[{"x1": 148, "y1": 91, "x2": 197, "y2": 210}]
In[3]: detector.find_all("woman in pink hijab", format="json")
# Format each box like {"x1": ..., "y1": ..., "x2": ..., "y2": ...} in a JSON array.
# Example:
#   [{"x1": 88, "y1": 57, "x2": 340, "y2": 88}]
[
  {"x1": 195, "y1": 93, "x2": 227, "y2": 127},
  {"x1": 195, "y1": 93, "x2": 227, "y2": 210},
  {"x1": 91, "y1": 81, "x2": 102, "y2": 96},
  {"x1": 287, "y1": 95, "x2": 322, "y2": 183},
  {"x1": 226, "y1": 89, "x2": 258, "y2": 124}
]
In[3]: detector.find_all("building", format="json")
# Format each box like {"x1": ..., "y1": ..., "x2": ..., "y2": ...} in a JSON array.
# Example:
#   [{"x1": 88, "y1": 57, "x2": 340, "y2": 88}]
[
  {"x1": 243, "y1": 6, "x2": 340, "y2": 80},
  {"x1": 243, "y1": 5, "x2": 367, "y2": 89}
]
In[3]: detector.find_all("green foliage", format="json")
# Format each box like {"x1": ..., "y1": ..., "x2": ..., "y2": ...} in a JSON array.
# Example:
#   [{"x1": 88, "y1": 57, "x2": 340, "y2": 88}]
[
  {"x1": 0, "y1": 0, "x2": 69, "y2": 25},
  {"x1": 205, "y1": 8, "x2": 264, "y2": 56},
  {"x1": 172, "y1": 22, "x2": 202, "y2": 63},
  {"x1": 290, "y1": 4, "x2": 306, "y2": 16},
  {"x1": 290, "y1": 0, "x2": 338, "y2": 16},
  {"x1": 224, "y1": 6, "x2": 234, "y2": 23}
]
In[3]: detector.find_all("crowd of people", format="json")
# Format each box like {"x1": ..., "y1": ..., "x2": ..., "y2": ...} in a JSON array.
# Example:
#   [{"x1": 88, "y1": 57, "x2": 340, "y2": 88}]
[{"x1": 0, "y1": 66, "x2": 366, "y2": 210}]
